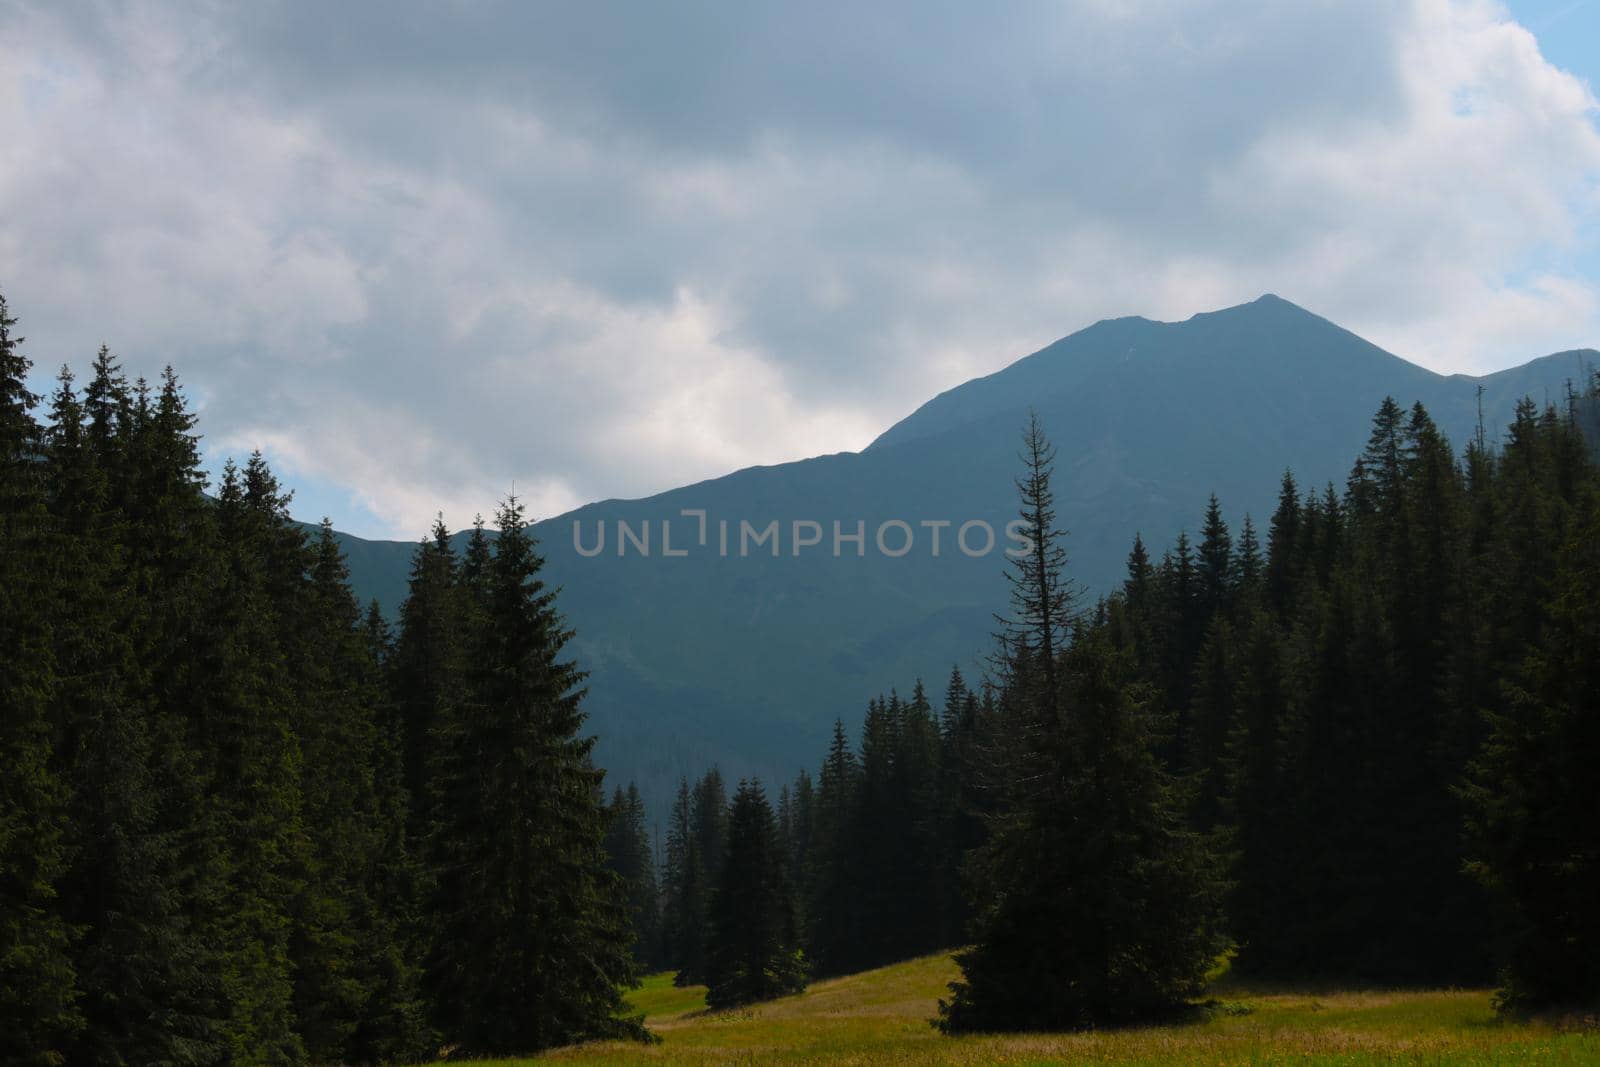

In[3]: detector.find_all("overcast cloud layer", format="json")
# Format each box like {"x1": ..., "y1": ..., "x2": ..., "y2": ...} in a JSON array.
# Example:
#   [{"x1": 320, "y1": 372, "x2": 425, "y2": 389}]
[{"x1": 2, "y1": 0, "x2": 1598, "y2": 537}]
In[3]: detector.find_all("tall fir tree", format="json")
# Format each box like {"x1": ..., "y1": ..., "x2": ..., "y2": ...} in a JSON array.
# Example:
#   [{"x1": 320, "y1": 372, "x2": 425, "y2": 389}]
[
  {"x1": 423, "y1": 496, "x2": 642, "y2": 1054},
  {"x1": 604, "y1": 783, "x2": 664, "y2": 970},
  {"x1": 943, "y1": 418, "x2": 1225, "y2": 1032},
  {"x1": 661, "y1": 778, "x2": 709, "y2": 985},
  {"x1": 940, "y1": 629, "x2": 1226, "y2": 1032},
  {"x1": 390, "y1": 519, "x2": 463, "y2": 836},
  {"x1": 805, "y1": 719, "x2": 861, "y2": 978},
  {"x1": 0, "y1": 294, "x2": 82, "y2": 1065},
  {"x1": 1465, "y1": 478, "x2": 1600, "y2": 1011},
  {"x1": 704, "y1": 781, "x2": 806, "y2": 1009},
  {"x1": 1000, "y1": 410, "x2": 1071, "y2": 720}
]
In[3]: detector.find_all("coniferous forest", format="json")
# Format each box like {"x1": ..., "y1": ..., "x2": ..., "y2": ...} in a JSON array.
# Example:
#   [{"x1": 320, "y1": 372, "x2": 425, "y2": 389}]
[
  {"x1": 0, "y1": 293, "x2": 641, "y2": 1064},
  {"x1": 3, "y1": 285, "x2": 1599, "y2": 1063},
  {"x1": 651, "y1": 398, "x2": 1600, "y2": 1023}
]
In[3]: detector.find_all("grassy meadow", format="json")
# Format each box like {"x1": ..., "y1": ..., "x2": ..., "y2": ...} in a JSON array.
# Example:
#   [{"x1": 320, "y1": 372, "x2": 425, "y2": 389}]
[{"x1": 431, "y1": 953, "x2": 1599, "y2": 1065}]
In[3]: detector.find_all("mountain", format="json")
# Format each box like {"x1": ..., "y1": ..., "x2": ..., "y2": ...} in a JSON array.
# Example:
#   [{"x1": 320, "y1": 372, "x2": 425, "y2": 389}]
[{"x1": 326, "y1": 295, "x2": 1597, "y2": 809}]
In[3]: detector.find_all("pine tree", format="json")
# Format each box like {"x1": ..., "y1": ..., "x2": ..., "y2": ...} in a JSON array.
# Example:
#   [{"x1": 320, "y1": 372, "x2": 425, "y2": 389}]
[
  {"x1": 1222, "y1": 610, "x2": 1297, "y2": 977},
  {"x1": 935, "y1": 668, "x2": 982, "y2": 948},
  {"x1": 45, "y1": 364, "x2": 213, "y2": 1066},
  {"x1": 292, "y1": 523, "x2": 430, "y2": 1063},
  {"x1": 391, "y1": 519, "x2": 463, "y2": 834},
  {"x1": 943, "y1": 417, "x2": 1224, "y2": 1032},
  {"x1": 806, "y1": 720, "x2": 861, "y2": 977},
  {"x1": 1000, "y1": 410, "x2": 1072, "y2": 720},
  {"x1": 785, "y1": 771, "x2": 815, "y2": 891},
  {"x1": 1264, "y1": 471, "x2": 1300, "y2": 610},
  {"x1": 0, "y1": 293, "x2": 82, "y2": 1065},
  {"x1": 661, "y1": 779, "x2": 709, "y2": 985},
  {"x1": 203, "y1": 458, "x2": 309, "y2": 1064},
  {"x1": 604, "y1": 783, "x2": 663, "y2": 970},
  {"x1": 704, "y1": 781, "x2": 806, "y2": 1009},
  {"x1": 424, "y1": 496, "x2": 643, "y2": 1054},
  {"x1": 1197, "y1": 494, "x2": 1233, "y2": 620},
  {"x1": 1465, "y1": 480, "x2": 1600, "y2": 1012},
  {"x1": 1186, "y1": 617, "x2": 1237, "y2": 832},
  {"x1": 940, "y1": 628, "x2": 1226, "y2": 1032},
  {"x1": 1155, "y1": 531, "x2": 1202, "y2": 766},
  {"x1": 1235, "y1": 514, "x2": 1261, "y2": 597},
  {"x1": 116, "y1": 365, "x2": 233, "y2": 1061}
]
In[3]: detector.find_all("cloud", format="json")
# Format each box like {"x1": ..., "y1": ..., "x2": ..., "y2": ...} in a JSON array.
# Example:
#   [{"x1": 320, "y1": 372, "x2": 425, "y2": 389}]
[{"x1": 1, "y1": 0, "x2": 1596, "y2": 537}]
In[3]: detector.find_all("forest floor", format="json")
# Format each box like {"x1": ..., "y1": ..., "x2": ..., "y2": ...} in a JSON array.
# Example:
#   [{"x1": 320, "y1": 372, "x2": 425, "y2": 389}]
[{"x1": 448, "y1": 953, "x2": 1600, "y2": 1065}]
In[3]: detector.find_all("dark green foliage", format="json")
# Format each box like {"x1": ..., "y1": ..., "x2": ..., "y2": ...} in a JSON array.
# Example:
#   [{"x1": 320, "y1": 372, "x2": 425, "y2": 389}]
[
  {"x1": 292, "y1": 524, "x2": 431, "y2": 1063},
  {"x1": 201, "y1": 457, "x2": 309, "y2": 1064},
  {"x1": 704, "y1": 781, "x2": 806, "y2": 1009},
  {"x1": 46, "y1": 362, "x2": 221, "y2": 1066},
  {"x1": 661, "y1": 778, "x2": 710, "y2": 986},
  {"x1": 939, "y1": 419, "x2": 1225, "y2": 1033},
  {"x1": 390, "y1": 519, "x2": 463, "y2": 832},
  {"x1": 661, "y1": 768, "x2": 732, "y2": 985},
  {"x1": 6, "y1": 283, "x2": 1599, "y2": 1051},
  {"x1": 423, "y1": 496, "x2": 642, "y2": 1055},
  {"x1": 691, "y1": 769, "x2": 729, "y2": 895},
  {"x1": 1465, "y1": 480, "x2": 1600, "y2": 1013},
  {"x1": 802, "y1": 720, "x2": 861, "y2": 977},
  {"x1": 1099, "y1": 391, "x2": 1599, "y2": 998},
  {"x1": 1000, "y1": 410, "x2": 1071, "y2": 719},
  {"x1": 934, "y1": 670, "x2": 984, "y2": 949},
  {"x1": 0, "y1": 291, "x2": 648, "y2": 1061},
  {"x1": 605, "y1": 783, "x2": 664, "y2": 970},
  {"x1": 0, "y1": 296, "x2": 81, "y2": 1066},
  {"x1": 939, "y1": 628, "x2": 1226, "y2": 1032},
  {"x1": 1197, "y1": 494, "x2": 1233, "y2": 619}
]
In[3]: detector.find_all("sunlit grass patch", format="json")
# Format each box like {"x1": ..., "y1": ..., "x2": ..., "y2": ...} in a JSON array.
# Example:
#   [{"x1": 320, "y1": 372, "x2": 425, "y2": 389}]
[{"x1": 441, "y1": 953, "x2": 1600, "y2": 1065}]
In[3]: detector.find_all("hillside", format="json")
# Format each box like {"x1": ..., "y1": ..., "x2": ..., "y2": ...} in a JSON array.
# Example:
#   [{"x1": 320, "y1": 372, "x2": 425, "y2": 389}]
[
  {"x1": 328, "y1": 296, "x2": 1598, "y2": 807},
  {"x1": 477, "y1": 955, "x2": 1594, "y2": 1064}
]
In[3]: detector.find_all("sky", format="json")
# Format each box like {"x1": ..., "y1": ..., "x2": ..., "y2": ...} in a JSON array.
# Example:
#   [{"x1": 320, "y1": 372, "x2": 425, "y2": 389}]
[{"x1": 2, "y1": 0, "x2": 1599, "y2": 539}]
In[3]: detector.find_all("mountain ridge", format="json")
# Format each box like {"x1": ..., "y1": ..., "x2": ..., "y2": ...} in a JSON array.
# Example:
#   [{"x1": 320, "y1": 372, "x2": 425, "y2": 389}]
[{"x1": 317, "y1": 296, "x2": 1596, "y2": 809}]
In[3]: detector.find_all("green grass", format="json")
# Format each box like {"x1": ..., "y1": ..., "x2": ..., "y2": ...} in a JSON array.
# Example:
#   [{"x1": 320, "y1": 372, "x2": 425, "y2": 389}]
[{"x1": 438, "y1": 953, "x2": 1600, "y2": 1065}]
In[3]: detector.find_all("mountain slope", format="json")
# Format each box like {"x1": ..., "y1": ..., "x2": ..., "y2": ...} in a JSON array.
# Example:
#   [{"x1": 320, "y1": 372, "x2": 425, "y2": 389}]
[{"x1": 327, "y1": 296, "x2": 1596, "y2": 808}]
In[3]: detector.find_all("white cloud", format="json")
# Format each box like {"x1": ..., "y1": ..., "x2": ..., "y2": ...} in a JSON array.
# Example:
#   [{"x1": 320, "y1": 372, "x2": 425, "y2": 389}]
[{"x1": 0, "y1": 0, "x2": 1596, "y2": 537}]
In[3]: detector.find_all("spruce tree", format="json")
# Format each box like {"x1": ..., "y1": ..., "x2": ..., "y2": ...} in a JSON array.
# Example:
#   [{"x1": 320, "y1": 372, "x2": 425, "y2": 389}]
[
  {"x1": 424, "y1": 496, "x2": 642, "y2": 1054},
  {"x1": 943, "y1": 416, "x2": 1224, "y2": 1032},
  {"x1": 390, "y1": 520, "x2": 463, "y2": 833},
  {"x1": 1264, "y1": 471, "x2": 1300, "y2": 610},
  {"x1": 940, "y1": 628, "x2": 1226, "y2": 1032},
  {"x1": 604, "y1": 783, "x2": 663, "y2": 970},
  {"x1": 935, "y1": 668, "x2": 982, "y2": 949},
  {"x1": 1235, "y1": 514, "x2": 1261, "y2": 596},
  {"x1": 1196, "y1": 493, "x2": 1233, "y2": 619},
  {"x1": 203, "y1": 458, "x2": 308, "y2": 1064},
  {"x1": 661, "y1": 778, "x2": 709, "y2": 985},
  {"x1": 0, "y1": 293, "x2": 82, "y2": 1065},
  {"x1": 1465, "y1": 480, "x2": 1600, "y2": 1012},
  {"x1": 118, "y1": 365, "x2": 233, "y2": 1061},
  {"x1": 293, "y1": 523, "x2": 430, "y2": 1063},
  {"x1": 690, "y1": 768, "x2": 729, "y2": 896},
  {"x1": 704, "y1": 781, "x2": 806, "y2": 1009},
  {"x1": 805, "y1": 720, "x2": 861, "y2": 977},
  {"x1": 1222, "y1": 610, "x2": 1297, "y2": 977},
  {"x1": 46, "y1": 364, "x2": 213, "y2": 1066},
  {"x1": 1001, "y1": 410, "x2": 1071, "y2": 720}
]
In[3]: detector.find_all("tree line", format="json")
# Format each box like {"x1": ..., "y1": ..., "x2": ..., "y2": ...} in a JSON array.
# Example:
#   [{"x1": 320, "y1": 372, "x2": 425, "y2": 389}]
[
  {"x1": 0, "y1": 292, "x2": 645, "y2": 1064},
  {"x1": 634, "y1": 388, "x2": 1600, "y2": 1024}
]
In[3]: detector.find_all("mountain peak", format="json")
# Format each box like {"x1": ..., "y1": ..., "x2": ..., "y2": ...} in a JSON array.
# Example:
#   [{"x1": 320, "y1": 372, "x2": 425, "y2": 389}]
[
  {"x1": 868, "y1": 294, "x2": 1393, "y2": 453},
  {"x1": 1186, "y1": 292, "x2": 1312, "y2": 323}
]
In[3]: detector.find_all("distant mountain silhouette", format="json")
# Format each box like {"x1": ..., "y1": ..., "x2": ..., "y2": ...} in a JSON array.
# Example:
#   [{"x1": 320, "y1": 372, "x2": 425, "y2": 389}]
[{"x1": 326, "y1": 295, "x2": 1597, "y2": 809}]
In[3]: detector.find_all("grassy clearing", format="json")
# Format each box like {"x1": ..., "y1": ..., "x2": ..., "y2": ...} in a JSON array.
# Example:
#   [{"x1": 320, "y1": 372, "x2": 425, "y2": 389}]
[{"x1": 442, "y1": 953, "x2": 1599, "y2": 1065}]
